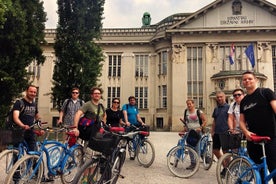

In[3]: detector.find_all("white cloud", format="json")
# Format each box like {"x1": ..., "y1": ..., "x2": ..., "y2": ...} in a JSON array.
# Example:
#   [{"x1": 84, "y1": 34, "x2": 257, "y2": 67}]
[{"x1": 43, "y1": 0, "x2": 276, "y2": 28}]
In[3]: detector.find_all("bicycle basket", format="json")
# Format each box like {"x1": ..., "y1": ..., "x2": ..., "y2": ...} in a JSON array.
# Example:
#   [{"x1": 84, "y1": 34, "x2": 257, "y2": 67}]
[
  {"x1": 0, "y1": 129, "x2": 24, "y2": 145},
  {"x1": 220, "y1": 132, "x2": 242, "y2": 150},
  {"x1": 88, "y1": 133, "x2": 119, "y2": 155}
]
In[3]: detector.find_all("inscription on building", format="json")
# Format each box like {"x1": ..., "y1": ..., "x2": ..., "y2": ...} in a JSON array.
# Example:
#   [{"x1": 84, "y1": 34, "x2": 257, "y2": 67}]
[{"x1": 220, "y1": 16, "x2": 254, "y2": 25}]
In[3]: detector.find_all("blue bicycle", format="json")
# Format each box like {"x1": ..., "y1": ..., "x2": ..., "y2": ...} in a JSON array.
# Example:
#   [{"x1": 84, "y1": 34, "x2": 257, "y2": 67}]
[
  {"x1": 5, "y1": 124, "x2": 84, "y2": 184},
  {"x1": 0, "y1": 120, "x2": 45, "y2": 183},
  {"x1": 225, "y1": 134, "x2": 276, "y2": 184},
  {"x1": 127, "y1": 125, "x2": 155, "y2": 168},
  {"x1": 216, "y1": 129, "x2": 248, "y2": 184}
]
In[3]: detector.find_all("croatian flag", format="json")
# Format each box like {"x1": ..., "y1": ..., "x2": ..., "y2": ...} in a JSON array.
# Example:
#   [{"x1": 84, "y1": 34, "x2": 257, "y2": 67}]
[{"x1": 229, "y1": 44, "x2": 235, "y2": 65}]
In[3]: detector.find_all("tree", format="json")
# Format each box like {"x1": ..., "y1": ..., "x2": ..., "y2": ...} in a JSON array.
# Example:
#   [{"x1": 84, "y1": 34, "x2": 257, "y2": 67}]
[
  {"x1": 0, "y1": 0, "x2": 12, "y2": 28},
  {"x1": 52, "y1": 0, "x2": 105, "y2": 109},
  {"x1": 0, "y1": 0, "x2": 46, "y2": 125}
]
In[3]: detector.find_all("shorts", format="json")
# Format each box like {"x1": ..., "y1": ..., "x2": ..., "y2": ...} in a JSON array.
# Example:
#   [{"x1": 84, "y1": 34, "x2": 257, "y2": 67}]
[{"x1": 213, "y1": 133, "x2": 223, "y2": 150}]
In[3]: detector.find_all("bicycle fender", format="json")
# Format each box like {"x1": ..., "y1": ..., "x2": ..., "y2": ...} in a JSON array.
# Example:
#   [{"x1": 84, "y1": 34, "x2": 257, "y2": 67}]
[
  {"x1": 167, "y1": 145, "x2": 179, "y2": 157},
  {"x1": 239, "y1": 155, "x2": 262, "y2": 182}
]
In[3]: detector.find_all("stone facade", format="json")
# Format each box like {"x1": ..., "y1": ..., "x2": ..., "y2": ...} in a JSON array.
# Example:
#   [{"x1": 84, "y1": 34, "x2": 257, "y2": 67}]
[{"x1": 38, "y1": 0, "x2": 276, "y2": 131}]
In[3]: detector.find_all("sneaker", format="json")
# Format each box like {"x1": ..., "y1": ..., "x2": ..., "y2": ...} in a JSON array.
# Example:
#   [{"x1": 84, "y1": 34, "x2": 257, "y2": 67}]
[
  {"x1": 221, "y1": 168, "x2": 226, "y2": 178},
  {"x1": 41, "y1": 176, "x2": 54, "y2": 182},
  {"x1": 130, "y1": 157, "x2": 135, "y2": 160},
  {"x1": 186, "y1": 164, "x2": 196, "y2": 170}
]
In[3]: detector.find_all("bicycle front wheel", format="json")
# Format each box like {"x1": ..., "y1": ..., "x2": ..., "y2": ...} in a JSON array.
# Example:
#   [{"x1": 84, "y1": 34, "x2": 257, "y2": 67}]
[
  {"x1": 72, "y1": 157, "x2": 110, "y2": 184},
  {"x1": 167, "y1": 145, "x2": 200, "y2": 178},
  {"x1": 61, "y1": 145, "x2": 84, "y2": 184},
  {"x1": 216, "y1": 152, "x2": 238, "y2": 184},
  {"x1": 225, "y1": 157, "x2": 257, "y2": 184},
  {"x1": 5, "y1": 154, "x2": 44, "y2": 184},
  {"x1": 0, "y1": 149, "x2": 19, "y2": 183},
  {"x1": 111, "y1": 151, "x2": 125, "y2": 184},
  {"x1": 136, "y1": 139, "x2": 155, "y2": 168}
]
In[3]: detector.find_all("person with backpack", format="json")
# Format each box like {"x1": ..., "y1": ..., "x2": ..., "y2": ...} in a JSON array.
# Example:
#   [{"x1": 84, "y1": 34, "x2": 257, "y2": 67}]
[
  {"x1": 12, "y1": 85, "x2": 41, "y2": 151},
  {"x1": 180, "y1": 99, "x2": 207, "y2": 169},
  {"x1": 240, "y1": 71, "x2": 276, "y2": 183},
  {"x1": 57, "y1": 87, "x2": 84, "y2": 126},
  {"x1": 227, "y1": 88, "x2": 245, "y2": 131},
  {"x1": 73, "y1": 87, "x2": 105, "y2": 157},
  {"x1": 122, "y1": 96, "x2": 145, "y2": 128}
]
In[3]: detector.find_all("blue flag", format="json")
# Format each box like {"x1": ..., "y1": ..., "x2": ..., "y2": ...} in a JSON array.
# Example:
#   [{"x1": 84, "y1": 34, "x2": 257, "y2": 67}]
[{"x1": 245, "y1": 44, "x2": 255, "y2": 68}]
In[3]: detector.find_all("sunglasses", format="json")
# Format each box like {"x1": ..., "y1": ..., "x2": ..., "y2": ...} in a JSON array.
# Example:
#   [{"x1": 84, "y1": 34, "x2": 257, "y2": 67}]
[
  {"x1": 113, "y1": 101, "x2": 120, "y2": 104},
  {"x1": 233, "y1": 93, "x2": 242, "y2": 97},
  {"x1": 72, "y1": 92, "x2": 79, "y2": 94}
]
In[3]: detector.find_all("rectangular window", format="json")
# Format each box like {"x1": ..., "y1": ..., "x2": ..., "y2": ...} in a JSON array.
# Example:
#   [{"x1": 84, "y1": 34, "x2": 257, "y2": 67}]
[
  {"x1": 28, "y1": 60, "x2": 41, "y2": 78},
  {"x1": 158, "y1": 85, "x2": 167, "y2": 108},
  {"x1": 134, "y1": 87, "x2": 148, "y2": 109},
  {"x1": 219, "y1": 45, "x2": 252, "y2": 71},
  {"x1": 107, "y1": 87, "x2": 120, "y2": 108},
  {"x1": 135, "y1": 54, "x2": 149, "y2": 77},
  {"x1": 158, "y1": 51, "x2": 167, "y2": 75},
  {"x1": 187, "y1": 47, "x2": 203, "y2": 108},
  {"x1": 108, "y1": 55, "x2": 121, "y2": 77},
  {"x1": 272, "y1": 46, "x2": 276, "y2": 92},
  {"x1": 156, "y1": 117, "x2": 164, "y2": 128}
]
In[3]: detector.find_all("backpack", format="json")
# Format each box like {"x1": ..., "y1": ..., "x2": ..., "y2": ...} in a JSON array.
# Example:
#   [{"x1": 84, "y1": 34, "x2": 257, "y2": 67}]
[
  {"x1": 63, "y1": 98, "x2": 83, "y2": 115},
  {"x1": 184, "y1": 109, "x2": 202, "y2": 126},
  {"x1": 6, "y1": 99, "x2": 25, "y2": 130}
]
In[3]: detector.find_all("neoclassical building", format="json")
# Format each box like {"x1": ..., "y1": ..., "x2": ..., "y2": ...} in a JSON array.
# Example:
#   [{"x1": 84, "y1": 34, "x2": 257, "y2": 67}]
[{"x1": 37, "y1": 0, "x2": 276, "y2": 131}]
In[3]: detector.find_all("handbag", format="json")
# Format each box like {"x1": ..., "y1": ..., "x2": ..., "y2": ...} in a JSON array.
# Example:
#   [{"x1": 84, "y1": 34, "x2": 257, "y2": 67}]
[{"x1": 78, "y1": 104, "x2": 102, "y2": 141}]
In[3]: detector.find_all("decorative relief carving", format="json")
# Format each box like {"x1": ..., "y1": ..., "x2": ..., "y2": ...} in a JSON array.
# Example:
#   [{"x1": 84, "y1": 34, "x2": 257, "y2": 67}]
[
  {"x1": 172, "y1": 44, "x2": 185, "y2": 63},
  {"x1": 257, "y1": 42, "x2": 271, "y2": 62},
  {"x1": 206, "y1": 43, "x2": 218, "y2": 63}
]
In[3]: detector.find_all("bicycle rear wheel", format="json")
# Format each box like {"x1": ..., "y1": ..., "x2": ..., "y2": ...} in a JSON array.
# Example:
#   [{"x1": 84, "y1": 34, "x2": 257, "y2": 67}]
[
  {"x1": 5, "y1": 154, "x2": 44, "y2": 184},
  {"x1": 167, "y1": 145, "x2": 200, "y2": 178},
  {"x1": 136, "y1": 139, "x2": 155, "y2": 168},
  {"x1": 0, "y1": 149, "x2": 19, "y2": 183},
  {"x1": 61, "y1": 145, "x2": 84, "y2": 184},
  {"x1": 225, "y1": 157, "x2": 257, "y2": 184}
]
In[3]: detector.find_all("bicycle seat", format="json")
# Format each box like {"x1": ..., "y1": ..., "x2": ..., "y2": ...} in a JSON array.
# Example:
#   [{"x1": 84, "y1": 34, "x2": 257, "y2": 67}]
[
  {"x1": 109, "y1": 127, "x2": 125, "y2": 133},
  {"x1": 139, "y1": 131, "x2": 149, "y2": 136},
  {"x1": 250, "y1": 135, "x2": 271, "y2": 143},
  {"x1": 66, "y1": 131, "x2": 76, "y2": 137},
  {"x1": 178, "y1": 132, "x2": 186, "y2": 137},
  {"x1": 33, "y1": 130, "x2": 44, "y2": 136}
]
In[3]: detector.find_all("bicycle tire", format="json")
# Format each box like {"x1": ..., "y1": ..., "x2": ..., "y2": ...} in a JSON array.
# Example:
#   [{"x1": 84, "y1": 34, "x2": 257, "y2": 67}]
[
  {"x1": 216, "y1": 152, "x2": 238, "y2": 184},
  {"x1": 136, "y1": 139, "x2": 155, "y2": 168},
  {"x1": 72, "y1": 157, "x2": 110, "y2": 184},
  {"x1": 5, "y1": 154, "x2": 44, "y2": 184},
  {"x1": 128, "y1": 140, "x2": 136, "y2": 160},
  {"x1": 167, "y1": 145, "x2": 200, "y2": 178},
  {"x1": 61, "y1": 145, "x2": 84, "y2": 184},
  {"x1": 202, "y1": 136, "x2": 213, "y2": 170},
  {"x1": 225, "y1": 157, "x2": 257, "y2": 184},
  {"x1": 0, "y1": 149, "x2": 19, "y2": 183},
  {"x1": 111, "y1": 152, "x2": 125, "y2": 184}
]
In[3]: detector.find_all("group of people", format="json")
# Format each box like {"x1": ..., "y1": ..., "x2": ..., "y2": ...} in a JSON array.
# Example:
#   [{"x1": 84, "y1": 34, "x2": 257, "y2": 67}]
[
  {"x1": 10, "y1": 71, "x2": 276, "y2": 182},
  {"x1": 182, "y1": 71, "x2": 276, "y2": 182}
]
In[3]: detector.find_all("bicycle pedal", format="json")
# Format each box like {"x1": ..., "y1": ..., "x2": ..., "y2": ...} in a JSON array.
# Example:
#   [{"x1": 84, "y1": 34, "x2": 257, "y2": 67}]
[{"x1": 119, "y1": 174, "x2": 125, "y2": 179}]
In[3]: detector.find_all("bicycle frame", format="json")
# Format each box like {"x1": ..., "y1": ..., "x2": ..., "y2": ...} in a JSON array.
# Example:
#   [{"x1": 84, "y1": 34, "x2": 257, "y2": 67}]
[
  {"x1": 27, "y1": 130, "x2": 81, "y2": 177},
  {"x1": 226, "y1": 135, "x2": 276, "y2": 184}
]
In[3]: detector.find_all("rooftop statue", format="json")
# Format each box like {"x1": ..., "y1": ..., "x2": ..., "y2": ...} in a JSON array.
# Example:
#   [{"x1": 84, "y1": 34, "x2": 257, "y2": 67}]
[{"x1": 142, "y1": 12, "x2": 151, "y2": 27}]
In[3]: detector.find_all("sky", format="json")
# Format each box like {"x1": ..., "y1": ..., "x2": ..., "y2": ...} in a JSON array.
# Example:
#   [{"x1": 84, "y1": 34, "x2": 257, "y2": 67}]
[{"x1": 43, "y1": 0, "x2": 276, "y2": 29}]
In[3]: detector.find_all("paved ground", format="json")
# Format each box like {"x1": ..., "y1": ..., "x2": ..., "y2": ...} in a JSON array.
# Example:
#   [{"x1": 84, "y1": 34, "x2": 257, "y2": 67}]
[
  {"x1": 0, "y1": 132, "x2": 218, "y2": 184},
  {"x1": 117, "y1": 132, "x2": 217, "y2": 184}
]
